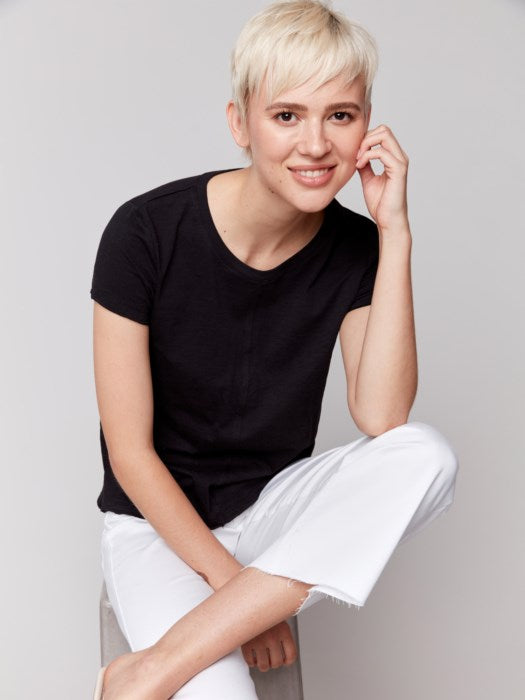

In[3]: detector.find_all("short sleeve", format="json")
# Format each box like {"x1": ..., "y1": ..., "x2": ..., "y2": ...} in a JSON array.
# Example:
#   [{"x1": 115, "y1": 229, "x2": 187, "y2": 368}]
[
  {"x1": 347, "y1": 221, "x2": 379, "y2": 311},
  {"x1": 90, "y1": 201, "x2": 159, "y2": 324}
]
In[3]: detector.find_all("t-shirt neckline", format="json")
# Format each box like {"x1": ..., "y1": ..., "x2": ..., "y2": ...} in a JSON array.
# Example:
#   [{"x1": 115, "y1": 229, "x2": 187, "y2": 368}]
[{"x1": 197, "y1": 168, "x2": 334, "y2": 283}]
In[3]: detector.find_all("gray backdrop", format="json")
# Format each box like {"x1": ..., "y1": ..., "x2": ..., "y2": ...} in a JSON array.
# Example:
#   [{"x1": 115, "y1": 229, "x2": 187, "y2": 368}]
[{"x1": 1, "y1": 0, "x2": 523, "y2": 698}]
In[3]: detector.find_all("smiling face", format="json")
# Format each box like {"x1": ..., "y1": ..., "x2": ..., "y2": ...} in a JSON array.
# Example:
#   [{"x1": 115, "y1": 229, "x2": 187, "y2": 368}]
[{"x1": 227, "y1": 72, "x2": 371, "y2": 214}]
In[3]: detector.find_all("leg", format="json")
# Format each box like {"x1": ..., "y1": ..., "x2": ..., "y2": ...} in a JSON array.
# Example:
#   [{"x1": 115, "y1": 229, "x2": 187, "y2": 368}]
[
  {"x1": 159, "y1": 566, "x2": 313, "y2": 695},
  {"x1": 102, "y1": 566, "x2": 313, "y2": 699},
  {"x1": 232, "y1": 420, "x2": 459, "y2": 614},
  {"x1": 101, "y1": 512, "x2": 294, "y2": 699},
  {"x1": 102, "y1": 420, "x2": 459, "y2": 697}
]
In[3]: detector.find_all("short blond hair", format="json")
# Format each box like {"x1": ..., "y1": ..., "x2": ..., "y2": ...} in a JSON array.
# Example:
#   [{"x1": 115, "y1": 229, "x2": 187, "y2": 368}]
[{"x1": 230, "y1": 0, "x2": 379, "y2": 156}]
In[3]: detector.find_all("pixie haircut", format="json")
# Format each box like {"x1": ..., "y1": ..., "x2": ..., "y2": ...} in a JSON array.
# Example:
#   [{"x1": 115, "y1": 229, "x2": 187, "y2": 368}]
[{"x1": 230, "y1": 0, "x2": 379, "y2": 157}]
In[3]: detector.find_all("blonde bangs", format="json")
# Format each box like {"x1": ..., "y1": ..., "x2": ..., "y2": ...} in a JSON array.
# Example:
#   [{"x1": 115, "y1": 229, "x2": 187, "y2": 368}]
[{"x1": 231, "y1": 1, "x2": 379, "y2": 126}]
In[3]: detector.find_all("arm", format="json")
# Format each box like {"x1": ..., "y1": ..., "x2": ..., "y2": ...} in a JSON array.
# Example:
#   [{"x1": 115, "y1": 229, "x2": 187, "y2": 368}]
[
  {"x1": 92, "y1": 301, "x2": 243, "y2": 590},
  {"x1": 338, "y1": 123, "x2": 417, "y2": 436},
  {"x1": 339, "y1": 229, "x2": 417, "y2": 437}
]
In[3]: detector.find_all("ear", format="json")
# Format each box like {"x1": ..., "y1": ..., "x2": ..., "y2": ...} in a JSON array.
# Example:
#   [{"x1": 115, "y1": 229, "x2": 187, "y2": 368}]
[{"x1": 226, "y1": 100, "x2": 250, "y2": 149}]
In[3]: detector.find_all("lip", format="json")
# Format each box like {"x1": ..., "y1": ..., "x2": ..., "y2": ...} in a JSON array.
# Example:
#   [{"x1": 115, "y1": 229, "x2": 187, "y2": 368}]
[
  {"x1": 288, "y1": 164, "x2": 337, "y2": 188},
  {"x1": 288, "y1": 164, "x2": 336, "y2": 170}
]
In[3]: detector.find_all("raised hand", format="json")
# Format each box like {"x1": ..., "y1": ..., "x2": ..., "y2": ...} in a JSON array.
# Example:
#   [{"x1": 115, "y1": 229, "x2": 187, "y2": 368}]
[{"x1": 355, "y1": 124, "x2": 410, "y2": 234}]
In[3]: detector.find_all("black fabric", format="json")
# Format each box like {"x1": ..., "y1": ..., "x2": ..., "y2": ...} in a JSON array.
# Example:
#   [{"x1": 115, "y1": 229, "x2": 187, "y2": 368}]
[{"x1": 90, "y1": 168, "x2": 379, "y2": 529}]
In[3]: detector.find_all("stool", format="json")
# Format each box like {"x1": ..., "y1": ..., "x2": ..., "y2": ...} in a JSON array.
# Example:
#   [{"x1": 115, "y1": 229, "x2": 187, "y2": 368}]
[{"x1": 99, "y1": 580, "x2": 304, "y2": 699}]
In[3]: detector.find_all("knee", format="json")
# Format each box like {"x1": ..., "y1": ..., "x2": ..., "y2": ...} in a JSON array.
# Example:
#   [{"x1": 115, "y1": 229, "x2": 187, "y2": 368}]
[{"x1": 400, "y1": 421, "x2": 459, "y2": 491}]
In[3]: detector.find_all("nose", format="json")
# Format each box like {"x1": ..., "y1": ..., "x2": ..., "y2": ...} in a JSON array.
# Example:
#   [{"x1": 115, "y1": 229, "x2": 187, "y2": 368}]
[{"x1": 297, "y1": 119, "x2": 332, "y2": 159}]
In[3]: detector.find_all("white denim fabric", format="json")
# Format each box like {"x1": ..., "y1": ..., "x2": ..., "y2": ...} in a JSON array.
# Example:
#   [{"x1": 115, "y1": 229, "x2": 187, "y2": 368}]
[{"x1": 100, "y1": 420, "x2": 459, "y2": 698}]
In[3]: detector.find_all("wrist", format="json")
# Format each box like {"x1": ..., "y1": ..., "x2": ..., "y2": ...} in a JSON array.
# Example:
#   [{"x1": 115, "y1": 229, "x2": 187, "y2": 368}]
[
  {"x1": 209, "y1": 560, "x2": 245, "y2": 590},
  {"x1": 377, "y1": 218, "x2": 412, "y2": 240}
]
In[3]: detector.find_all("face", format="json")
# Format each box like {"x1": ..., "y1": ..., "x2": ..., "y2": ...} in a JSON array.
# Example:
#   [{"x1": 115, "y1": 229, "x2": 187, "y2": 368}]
[{"x1": 228, "y1": 72, "x2": 371, "y2": 214}]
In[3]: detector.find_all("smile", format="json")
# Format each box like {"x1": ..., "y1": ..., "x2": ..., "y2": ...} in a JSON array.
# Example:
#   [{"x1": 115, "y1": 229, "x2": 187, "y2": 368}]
[
  {"x1": 295, "y1": 168, "x2": 331, "y2": 177},
  {"x1": 288, "y1": 165, "x2": 336, "y2": 187}
]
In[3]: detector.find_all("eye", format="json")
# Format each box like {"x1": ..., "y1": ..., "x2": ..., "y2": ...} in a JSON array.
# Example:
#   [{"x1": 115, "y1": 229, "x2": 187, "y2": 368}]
[
  {"x1": 274, "y1": 111, "x2": 297, "y2": 123},
  {"x1": 272, "y1": 110, "x2": 355, "y2": 124},
  {"x1": 331, "y1": 111, "x2": 355, "y2": 122}
]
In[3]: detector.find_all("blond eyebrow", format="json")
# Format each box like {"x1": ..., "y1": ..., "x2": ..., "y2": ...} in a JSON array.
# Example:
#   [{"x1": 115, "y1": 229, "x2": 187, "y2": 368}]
[{"x1": 265, "y1": 101, "x2": 362, "y2": 113}]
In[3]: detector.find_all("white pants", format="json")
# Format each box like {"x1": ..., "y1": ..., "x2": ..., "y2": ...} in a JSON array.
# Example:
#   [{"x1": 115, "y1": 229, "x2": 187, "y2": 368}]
[{"x1": 100, "y1": 421, "x2": 459, "y2": 698}]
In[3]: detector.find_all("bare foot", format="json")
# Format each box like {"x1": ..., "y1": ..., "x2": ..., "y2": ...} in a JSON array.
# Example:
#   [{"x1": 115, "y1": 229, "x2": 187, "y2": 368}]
[{"x1": 101, "y1": 648, "x2": 170, "y2": 700}]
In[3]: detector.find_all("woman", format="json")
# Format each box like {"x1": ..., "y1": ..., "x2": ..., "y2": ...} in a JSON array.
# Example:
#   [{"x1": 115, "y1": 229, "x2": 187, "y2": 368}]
[{"x1": 91, "y1": 1, "x2": 459, "y2": 698}]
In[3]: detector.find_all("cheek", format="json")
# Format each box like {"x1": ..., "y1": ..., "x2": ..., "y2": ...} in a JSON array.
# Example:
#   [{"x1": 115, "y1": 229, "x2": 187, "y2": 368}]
[
  {"x1": 338, "y1": 131, "x2": 362, "y2": 153},
  {"x1": 252, "y1": 124, "x2": 293, "y2": 157}
]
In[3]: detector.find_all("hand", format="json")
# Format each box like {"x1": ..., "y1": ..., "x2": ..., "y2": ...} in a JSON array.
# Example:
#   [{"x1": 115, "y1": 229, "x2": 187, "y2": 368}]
[
  {"x1": 241, "y1": 620, "x2": 298, "y2": 672},
  {"x1": 355, "y1": 124, "x2": 410, "y2": 233}
]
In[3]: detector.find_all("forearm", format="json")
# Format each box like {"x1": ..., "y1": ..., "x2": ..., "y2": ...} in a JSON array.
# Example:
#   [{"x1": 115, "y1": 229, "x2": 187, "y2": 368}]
[
  {"x1": 354, "y1": 225, "x2": 417, "y2": 435},
  {"x1": 111, "y1": 447, "x2": 243, "y2": 590}
]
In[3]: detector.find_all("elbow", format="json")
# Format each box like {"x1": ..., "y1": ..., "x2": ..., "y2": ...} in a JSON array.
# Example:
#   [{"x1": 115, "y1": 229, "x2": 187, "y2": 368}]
[
  {"x1": 351, "y1": 409, "x2": 411, "y2": 438},
  {"x1": 349, "y1": 393, "x2": 415, "y2": 438},
  {"x1": 362, "y1": 421, "x2": 409, "y2": 437},
  {"x1": 109, "y1": 444, "x2": 156, "y2": 475}
]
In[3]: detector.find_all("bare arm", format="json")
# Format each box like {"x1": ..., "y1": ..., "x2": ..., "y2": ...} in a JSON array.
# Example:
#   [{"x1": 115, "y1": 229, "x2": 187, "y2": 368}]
[
  {"x1": 339, "y1": 228, "x2": 417, "y2": 436},
  {"x1": 92, "y1": 301, "x2": 243, "y2": 590}
]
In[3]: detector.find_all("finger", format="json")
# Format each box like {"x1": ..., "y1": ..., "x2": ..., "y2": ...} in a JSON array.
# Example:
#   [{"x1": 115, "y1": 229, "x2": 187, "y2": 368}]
[
  {"x1": 356, "y1": 158, "x2": 376, "y2": 187},
  {"x1": 249, "y1": 643, "x2": 270, "y2": 672},
  {"x1": 253, "y1": 640, "x2": 284, "y2": 671},
  {"x1": 255, "y1": 645, "x2": 271, "y2": 672},
  {"x1": 242, "y1": 645, "x2": 257, "y2": 667},
  {"x1": 281, "y1": 636, "x2": 298, "y2": 666},
  {"x1": 358, "y1": 125, "x2": 404, "y2": 160},
  {"x1": 358, "y1": 125, "x2": 406, "y2": 163},
  {"x1": 356, "y1": 144, "x2": 407, "y2": 175},
  {"x1": 263, "y1": 639, "x2": 285, "y2": 671},
  {"x1": 268, "y1": 639, "x2": 287, "y2": 669}
]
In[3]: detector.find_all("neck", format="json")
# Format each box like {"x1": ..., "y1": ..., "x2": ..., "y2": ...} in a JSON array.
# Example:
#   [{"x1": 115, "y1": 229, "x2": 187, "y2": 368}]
[{"x1": 234, "y1": 166, "x2": 325, "y2": 245}]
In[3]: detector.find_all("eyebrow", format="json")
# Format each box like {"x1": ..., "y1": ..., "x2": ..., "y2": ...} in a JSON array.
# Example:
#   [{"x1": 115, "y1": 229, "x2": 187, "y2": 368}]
[{"x1": 265, "y1": 101, "x2": 362, "y2": 113}]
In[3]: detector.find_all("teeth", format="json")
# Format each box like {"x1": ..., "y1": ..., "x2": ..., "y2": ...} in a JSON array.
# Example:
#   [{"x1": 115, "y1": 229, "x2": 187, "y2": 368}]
[{"x1": 296, "y1": 168, "x2": 330, "y2": 178}]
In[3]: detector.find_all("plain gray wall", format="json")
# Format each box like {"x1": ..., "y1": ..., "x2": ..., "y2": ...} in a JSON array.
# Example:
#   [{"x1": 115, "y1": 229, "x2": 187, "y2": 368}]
[{"x1": 1, "y1": 0, "x2": 523, "y2": 698}]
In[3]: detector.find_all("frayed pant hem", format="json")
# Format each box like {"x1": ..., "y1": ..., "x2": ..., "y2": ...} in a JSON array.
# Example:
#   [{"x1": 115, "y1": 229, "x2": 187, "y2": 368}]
[{"x1": 239, "y1": 564, "x2": 364, "y2": 616}]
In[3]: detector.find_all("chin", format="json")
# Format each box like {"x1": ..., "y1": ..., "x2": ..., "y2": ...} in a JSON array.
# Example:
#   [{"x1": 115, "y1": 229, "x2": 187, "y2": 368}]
[
  {"x1": 290, "y1": 189, "x2": 338, "y2": 213},
  {"x1": 294, "y1": 200, "x2": 331, "y2": 214}
]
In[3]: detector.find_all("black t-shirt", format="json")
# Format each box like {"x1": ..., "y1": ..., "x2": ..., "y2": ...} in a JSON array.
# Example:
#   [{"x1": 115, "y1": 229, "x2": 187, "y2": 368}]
[{"x1": 90, "y1": 168, "x2": 379, "y2": 529}]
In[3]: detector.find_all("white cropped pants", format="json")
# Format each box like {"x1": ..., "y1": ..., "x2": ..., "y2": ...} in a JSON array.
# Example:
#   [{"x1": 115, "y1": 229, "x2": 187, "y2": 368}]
[{"x1": 100, "y1": 421, "x2": 459, "y2": 699}]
